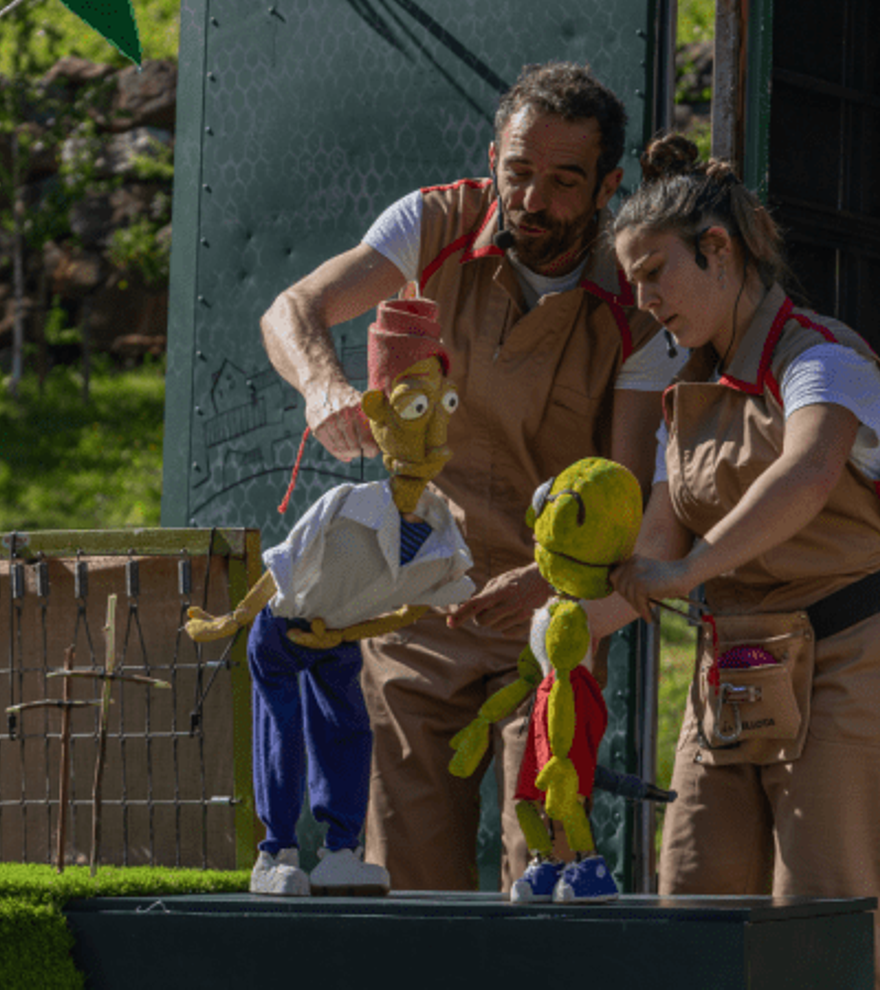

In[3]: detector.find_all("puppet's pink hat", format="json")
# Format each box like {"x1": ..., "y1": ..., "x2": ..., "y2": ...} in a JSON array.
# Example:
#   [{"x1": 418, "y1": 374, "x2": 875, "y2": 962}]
[{"x1": 367, "y1": 298, "x2": 450, "y2": 393}]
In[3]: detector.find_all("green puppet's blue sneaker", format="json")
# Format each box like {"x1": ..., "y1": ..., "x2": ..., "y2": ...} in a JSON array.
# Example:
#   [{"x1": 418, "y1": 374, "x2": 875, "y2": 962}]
[
  {"x1": 510, "y1": 855, "x2": 566, "y2": 903},
  {"x1": 553, "y1": 854, "x2": 619, "y2": 903}
]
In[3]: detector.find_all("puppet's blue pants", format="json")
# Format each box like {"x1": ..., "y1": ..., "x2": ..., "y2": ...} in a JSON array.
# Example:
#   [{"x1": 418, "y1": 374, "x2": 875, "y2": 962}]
[{"x1": 247, "y1": 607, "x2": 372, "y2": 855}]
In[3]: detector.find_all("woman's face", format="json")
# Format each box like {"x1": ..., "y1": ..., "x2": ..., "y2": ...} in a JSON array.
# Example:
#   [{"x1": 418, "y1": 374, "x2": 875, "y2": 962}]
[{"x1": 616, "y1": 225, "x2": 733, "y2": 354}]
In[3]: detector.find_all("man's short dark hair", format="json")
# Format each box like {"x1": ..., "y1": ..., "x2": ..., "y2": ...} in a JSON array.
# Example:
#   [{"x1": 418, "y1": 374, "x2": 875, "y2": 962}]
[{"x1": 494, "y1": 62, "x2": 628, "y2": 188}]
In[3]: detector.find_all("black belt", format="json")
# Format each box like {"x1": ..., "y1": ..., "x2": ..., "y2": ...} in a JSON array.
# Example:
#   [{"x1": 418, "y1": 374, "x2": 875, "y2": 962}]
[{"x1": 807, "y1": 570, "x2": 880, "y2": 641}]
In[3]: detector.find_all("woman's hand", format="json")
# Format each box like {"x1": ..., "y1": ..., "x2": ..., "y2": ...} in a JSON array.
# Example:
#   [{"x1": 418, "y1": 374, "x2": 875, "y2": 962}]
[{"x1": 609, "y1": 555, "x2": 693, "y2": 624}]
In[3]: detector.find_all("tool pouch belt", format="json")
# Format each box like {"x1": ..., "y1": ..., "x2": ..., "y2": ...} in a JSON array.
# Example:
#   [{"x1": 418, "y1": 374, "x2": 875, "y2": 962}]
[{"x1": 693, "y1": 610, "x2": 815, "y2": 766}]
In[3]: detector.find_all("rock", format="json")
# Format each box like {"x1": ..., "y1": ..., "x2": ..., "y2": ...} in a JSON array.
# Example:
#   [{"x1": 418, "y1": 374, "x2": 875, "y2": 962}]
[
  {"x1": 108, "y1": 183, "x2": 165, "y2": 226},
  {"x1": 103, "y1": 127, "x2": 173, "y2": 178},
  {"x1": 41, "y1": 56, "x2": 116, "y2": 89},
  {"x1": 111, "y1": 61, "x2": 177, "y2": 131},
  {"x1": 0, "y1": 122, "x2": 58, "y2": 191},
  {"x1": 69, "y1": 191, "x2": 115, "y2": 247},
  {"x1": 44, "y1": 242, "x2": 107, "y2": 297},
  {"x1": 110, "y1": 333, "x2": 167, "y2": 363},
  {"x1": 17, "y1": 122, "x2": 58, "y2": 179},
  {"x1": 61, "y1": 126, "x2": 172, "y2": 180},
  {"x1": 84, "y1": 269, "x2": 168, "y2": 352}
]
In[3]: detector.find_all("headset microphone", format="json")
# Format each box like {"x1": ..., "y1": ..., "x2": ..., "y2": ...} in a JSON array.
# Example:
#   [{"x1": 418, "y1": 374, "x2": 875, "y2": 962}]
[
  {"x1": 491, "y1": 168, "x2": 515, "y2": 251},
  {"x1": 493, "y1": 228, "x2": 515, "y2": 251},
  {"x1": 663, "y1": 328, "x2": 678, "y2": 358},
  {"x1": 694, "y1": 226, "x2": 709, "y2": 270}
]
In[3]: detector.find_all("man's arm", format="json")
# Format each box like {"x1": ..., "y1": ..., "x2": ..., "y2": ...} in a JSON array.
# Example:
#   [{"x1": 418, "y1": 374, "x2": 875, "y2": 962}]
[{"x1": 260, "y1": 243, "x2": 407, "y2": 461}]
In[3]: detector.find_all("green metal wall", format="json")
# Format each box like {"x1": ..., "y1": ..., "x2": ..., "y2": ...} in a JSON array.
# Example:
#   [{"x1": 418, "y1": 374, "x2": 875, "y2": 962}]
[{"x1": 163, "y1": 0, "x2": 661, "y2": 889}]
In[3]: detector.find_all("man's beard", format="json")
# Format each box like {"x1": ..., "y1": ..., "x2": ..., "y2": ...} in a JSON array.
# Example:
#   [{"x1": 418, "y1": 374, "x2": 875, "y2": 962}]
[{"x1": 508, "y1": 209, "x2": 595, "y2": 273}]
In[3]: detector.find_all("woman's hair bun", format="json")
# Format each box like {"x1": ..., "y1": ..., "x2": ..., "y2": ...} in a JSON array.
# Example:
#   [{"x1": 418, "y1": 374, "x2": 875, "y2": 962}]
[{"x1": 640, "y1": 133, "x2": 700, "y2": 184}]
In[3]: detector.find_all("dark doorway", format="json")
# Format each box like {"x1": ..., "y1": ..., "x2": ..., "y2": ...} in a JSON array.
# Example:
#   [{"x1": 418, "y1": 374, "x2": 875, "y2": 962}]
[{"x1": 768, "y1": 0, "x2": 880, "y2": 349}]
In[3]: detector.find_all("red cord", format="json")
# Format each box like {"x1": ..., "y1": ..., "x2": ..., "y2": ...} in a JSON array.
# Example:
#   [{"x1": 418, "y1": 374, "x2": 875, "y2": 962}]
[{"x1": 278, "y1": 426, "x2": 311, "y2": 515}]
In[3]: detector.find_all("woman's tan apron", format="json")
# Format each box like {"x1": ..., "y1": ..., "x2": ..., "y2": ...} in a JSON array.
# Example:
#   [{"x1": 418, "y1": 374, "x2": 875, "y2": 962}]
[{"x1": 664, "y1": 286, "x2": 880, "y2": 765}]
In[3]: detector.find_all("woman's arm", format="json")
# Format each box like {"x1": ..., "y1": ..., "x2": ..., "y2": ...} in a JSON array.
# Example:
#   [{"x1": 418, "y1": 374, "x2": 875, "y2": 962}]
[
  {"x1": 611, "y1": 402, "x2": 860, "y2": 621},
  {"x1": 582, "y1": 480, "x2": 693, "y2": 641}
]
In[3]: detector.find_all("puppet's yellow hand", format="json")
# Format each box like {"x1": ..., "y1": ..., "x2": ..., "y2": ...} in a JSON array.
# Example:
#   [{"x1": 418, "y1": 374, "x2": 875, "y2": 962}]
[
  {"x1": 185, "y1": 607, "x2": 241, "y2": 642},
  {"x1": 536, "y1": 756, "x2": 580, "y2": 821},
  {"x1": 287, "y1": 618, "x2": 344, "y2": 650},
  {"x1": 449, "y1": 715, "x2": 492, "y2": 778}
]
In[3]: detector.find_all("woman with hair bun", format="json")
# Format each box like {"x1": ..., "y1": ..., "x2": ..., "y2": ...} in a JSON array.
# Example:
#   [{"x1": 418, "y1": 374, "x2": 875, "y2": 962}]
[{"x1": 585, "y1": 133, "x2": 880, "y2": 985}]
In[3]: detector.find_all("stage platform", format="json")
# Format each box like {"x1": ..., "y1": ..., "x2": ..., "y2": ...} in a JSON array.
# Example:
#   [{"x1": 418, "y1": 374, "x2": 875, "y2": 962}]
[{"x1": 65, "y1": 891, "x2": 875, "y2": 989}]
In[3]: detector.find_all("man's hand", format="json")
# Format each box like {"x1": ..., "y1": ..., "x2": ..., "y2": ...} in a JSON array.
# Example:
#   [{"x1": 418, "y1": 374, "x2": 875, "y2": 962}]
[
  {"x1": 305, "y1": 379, "x2": 379, "y2": 463},
  {"x1": 446, "y1": 563, "x2": 552, "y2": 639}
]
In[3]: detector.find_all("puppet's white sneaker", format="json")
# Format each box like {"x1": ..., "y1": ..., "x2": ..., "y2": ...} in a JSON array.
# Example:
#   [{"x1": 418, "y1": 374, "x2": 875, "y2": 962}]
[
  {"x1": 309, "y1": 846, "x2": 391, "y2": 896},
  {"x1": 250, "y1": 848, "x2": 310, "y2": 896}
]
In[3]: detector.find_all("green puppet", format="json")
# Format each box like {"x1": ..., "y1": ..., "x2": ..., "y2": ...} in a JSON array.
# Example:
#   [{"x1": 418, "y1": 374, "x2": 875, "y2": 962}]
[{"x1": 449, "y1": 457, "x2": 642, "y2": 902}]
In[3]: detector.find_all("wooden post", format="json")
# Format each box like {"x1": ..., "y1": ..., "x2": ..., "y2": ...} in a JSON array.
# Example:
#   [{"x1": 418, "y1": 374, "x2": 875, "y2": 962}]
[
  {"x1": 712, "y1": 0, "x2": 744, "y2": 167},
  {"x1": 56, "y1": 646, "x2": 75, "y2": 873},
  {"x1": 91, "y1": 595, "x2": 117, "y2": 877}
]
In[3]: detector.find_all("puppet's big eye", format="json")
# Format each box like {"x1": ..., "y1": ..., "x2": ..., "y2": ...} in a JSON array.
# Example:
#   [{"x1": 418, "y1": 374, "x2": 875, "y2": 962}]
[
  {"x1": 531, "y1": 477, "x2": 554, "y2": 519},
  {"x1": 441, "y1": 388, "x2": 459, "y2": 413},
  {"x1": 399, "y1": 394, "x2": 430, "y2": 420}
]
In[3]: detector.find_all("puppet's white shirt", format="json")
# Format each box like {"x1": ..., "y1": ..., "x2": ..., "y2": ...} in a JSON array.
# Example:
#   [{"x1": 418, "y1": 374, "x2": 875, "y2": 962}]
[
  {"x1": 529, "y1": 600, "x2": 593, "y2": 677},
  {"x1": 264, "y1": 479, "x2": 475, "y2": 627}
]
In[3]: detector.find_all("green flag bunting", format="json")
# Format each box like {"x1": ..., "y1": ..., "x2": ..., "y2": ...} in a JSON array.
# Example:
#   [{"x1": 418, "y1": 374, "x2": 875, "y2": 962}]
[{"x1": 57, "y1": 0, "x2": 142, "y2": 66}]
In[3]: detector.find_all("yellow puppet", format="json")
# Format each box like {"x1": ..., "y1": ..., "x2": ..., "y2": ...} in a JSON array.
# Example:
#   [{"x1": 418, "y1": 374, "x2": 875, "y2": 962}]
[
  {"x1": 449, "y1": 457, "x2": 642, "y2": 903},
  {"x1": 186, "y1": 298, "x2": 474, "y2": 899}
]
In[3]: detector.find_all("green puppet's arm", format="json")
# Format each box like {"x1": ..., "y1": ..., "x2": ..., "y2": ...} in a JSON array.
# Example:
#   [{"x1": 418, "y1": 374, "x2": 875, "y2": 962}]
[
  {"x1": 186, "y1": 570, "x2": 277, "y2": 642},
  {"x1": 449, "y1": 645, "x2": 542, "y2": 779},
  {"x1": 534, "y1": 599, "x2": 590, "y2": 823}
]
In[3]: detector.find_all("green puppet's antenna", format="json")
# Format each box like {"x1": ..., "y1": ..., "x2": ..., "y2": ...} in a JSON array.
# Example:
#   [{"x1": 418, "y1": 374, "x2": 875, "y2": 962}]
[{"x1": 0, "y1": 0, "x2": 142, "y2": 67}]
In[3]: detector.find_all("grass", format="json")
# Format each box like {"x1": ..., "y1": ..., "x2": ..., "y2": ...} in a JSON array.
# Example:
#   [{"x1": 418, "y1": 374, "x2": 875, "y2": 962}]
[
  {"x1": 0, "y1": 361, "x2": 165, "y2": 531},
  {"x1": 0, "y1": 0, "x2": 181, "y2": 75},
  {"x1": 656, "y1": 604, "x2": 697, "y2": 857},
  {"x1": 0, "y1": 862, "x2": 249, "y2": 989}
]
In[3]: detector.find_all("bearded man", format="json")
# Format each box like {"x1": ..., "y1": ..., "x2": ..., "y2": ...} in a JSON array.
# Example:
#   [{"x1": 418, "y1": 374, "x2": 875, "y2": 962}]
[{"x1": 259, "y1": 62, "x2": 680, "y2": 892}]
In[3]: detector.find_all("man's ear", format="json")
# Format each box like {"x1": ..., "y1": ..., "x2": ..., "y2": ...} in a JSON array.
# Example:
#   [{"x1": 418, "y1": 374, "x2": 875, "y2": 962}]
[
  {"x1": 595, "y1": 167, "x2": 623, "y2": 210},
  {"x1": 361, "y1": 390, "x2": 388, "y2": 423},
  {"x1": 489, "y1": 141, "x2": 497, "y2": 176}
]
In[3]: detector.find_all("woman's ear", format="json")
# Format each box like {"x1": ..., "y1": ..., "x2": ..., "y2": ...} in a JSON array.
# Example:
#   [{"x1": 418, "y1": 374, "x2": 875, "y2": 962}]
[{"x1": 700, "y1": 225, "x2": 734, "y2": 263}]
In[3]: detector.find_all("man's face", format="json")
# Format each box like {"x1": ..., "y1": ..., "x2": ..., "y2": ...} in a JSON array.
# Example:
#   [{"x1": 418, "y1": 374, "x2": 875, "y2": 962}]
[
  {"x1": 490, "y1": 108, "x2": 623, "y2": 277},
  {"x1": 361, "y1": 356, "x2": 459, "y2": 513}
]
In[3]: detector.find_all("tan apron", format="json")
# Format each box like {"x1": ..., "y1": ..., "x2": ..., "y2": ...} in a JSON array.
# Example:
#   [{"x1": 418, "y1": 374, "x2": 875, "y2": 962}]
[{"x1": 664, "y1": 285, "x2": 880, "y2": 764}]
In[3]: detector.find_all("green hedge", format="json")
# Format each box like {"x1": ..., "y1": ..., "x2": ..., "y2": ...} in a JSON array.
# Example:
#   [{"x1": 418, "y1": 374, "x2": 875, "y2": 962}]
[{"x1": 0, "y1": 863, "x2": 250, "y2": 989}]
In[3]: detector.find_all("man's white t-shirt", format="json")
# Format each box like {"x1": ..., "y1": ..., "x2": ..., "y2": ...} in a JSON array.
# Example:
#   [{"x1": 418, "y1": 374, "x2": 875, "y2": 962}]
[{"x1": 363, "y1": 189, "x2": 686, "y2": 391}]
